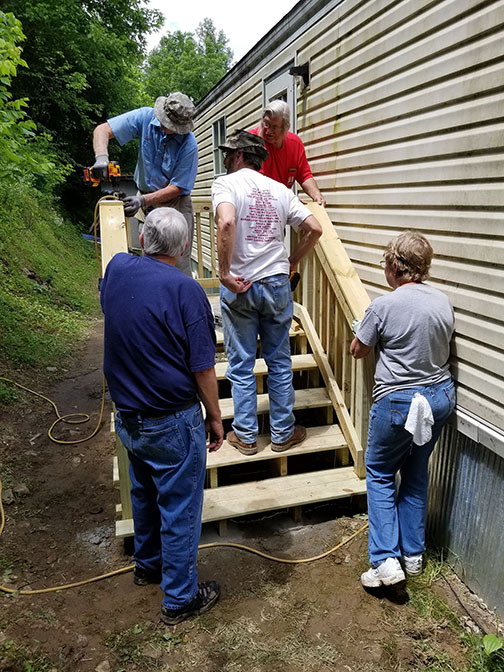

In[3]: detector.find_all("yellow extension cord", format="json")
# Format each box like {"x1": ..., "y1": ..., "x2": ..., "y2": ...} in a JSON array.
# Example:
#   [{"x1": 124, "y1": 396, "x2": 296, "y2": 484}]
[
  {"x1": 0, "y1": 377, "x2": 368, "y2": 596},
  {"x1": 0, "y1": 458, "x2": 367, "y2": 595},
  {"x1": 0, "y1": 197, "x2": 368, "y2": 596}
]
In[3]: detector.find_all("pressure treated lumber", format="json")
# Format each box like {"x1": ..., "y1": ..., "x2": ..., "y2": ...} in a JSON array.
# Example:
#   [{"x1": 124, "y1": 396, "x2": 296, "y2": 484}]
[
  {"x1": 207, "y1": 424, "x2": 347, "y2": 469},
  {"x1": 219, "y1": 387, "x2": 331, "y2": 420},
  {"x1": 202, "y1": 467, "x2": 367, "y2": 521},
  {"x1": 114, "y1": 424, "x2": 347, "y2": 484},
  {"x1": 99, "y1": 200, "x2": 128, "y2": 275},
  {"x1": 293, "y1": 303, "x2": 365, "y2": 478},
  {"x1": 116, "y1": 466, "x2": 367, "y2": 535},
  {"x1": 215, "y1": 324, "x2": 303, "y2": 346},
  {"x1": 307, "y1": 202, "x2": 370, "y2": 325},
  {"x1": 214, "y1": 353, "x2": 317, "y2": 380}
]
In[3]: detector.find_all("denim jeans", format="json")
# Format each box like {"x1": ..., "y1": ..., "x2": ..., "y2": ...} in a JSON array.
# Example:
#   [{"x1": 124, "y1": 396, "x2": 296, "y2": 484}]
[
  {"x1": 115, "y1": 403, "x2": 206, "y2": 609},
  {"x1": 220, "y1": 274, "x2": 295, "y2": 444},
  {"x1": 365, "y1": 378, "x2": 456, "y2": 566}
]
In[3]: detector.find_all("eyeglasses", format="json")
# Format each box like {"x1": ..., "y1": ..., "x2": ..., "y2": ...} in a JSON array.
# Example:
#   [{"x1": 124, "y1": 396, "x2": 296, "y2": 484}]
[
  {"x1": 262, "y1": 119, "x2": 283, "y2": 132},
  {"x1": 379, "y1": 259, "x2": 386, "y2": 268}
]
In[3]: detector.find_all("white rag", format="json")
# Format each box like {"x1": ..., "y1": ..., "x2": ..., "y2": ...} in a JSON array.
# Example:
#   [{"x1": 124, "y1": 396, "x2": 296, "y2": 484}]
[{"x1": 404, "y1": 393, "x2": 434, "y2": 445}]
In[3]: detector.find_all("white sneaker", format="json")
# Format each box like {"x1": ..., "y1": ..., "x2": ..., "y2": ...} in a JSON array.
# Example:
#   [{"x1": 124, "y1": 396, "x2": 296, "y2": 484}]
[
  {"x1": 403, "y1": 554, "x2": 423, "y2": 576},
  {"x1": 361, "y1": 557, "x2": 406, "y2": 588}
]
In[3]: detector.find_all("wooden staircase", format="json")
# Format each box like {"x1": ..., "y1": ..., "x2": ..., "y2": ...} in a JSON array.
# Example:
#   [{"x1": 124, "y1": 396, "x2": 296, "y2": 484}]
[
  {"x1": 100, "y1": 199, "x2": 373, "y2": 539},
  {"x1": 114, "y1": 299, "x2": 366, "y2": 538}
]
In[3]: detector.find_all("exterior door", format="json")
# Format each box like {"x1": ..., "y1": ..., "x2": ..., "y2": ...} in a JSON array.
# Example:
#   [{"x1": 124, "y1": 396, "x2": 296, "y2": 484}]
[{"x1": 263, "y1": 62, "x2": 296, "y2": 132}]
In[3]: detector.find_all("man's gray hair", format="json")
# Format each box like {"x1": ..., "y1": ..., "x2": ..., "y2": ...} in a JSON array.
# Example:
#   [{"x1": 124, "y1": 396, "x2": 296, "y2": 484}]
[
  {"x1": 141, "y1": 207, "x2": 188, "y2": 257},
  {"x1": 263, "y1": 100, "x2": 290, "y2": 130}
]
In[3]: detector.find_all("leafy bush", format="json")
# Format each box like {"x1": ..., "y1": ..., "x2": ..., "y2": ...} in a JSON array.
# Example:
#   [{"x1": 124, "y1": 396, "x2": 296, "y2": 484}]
[{"x1": 0, "y1": 11, "x2": 69, "y2": 191}]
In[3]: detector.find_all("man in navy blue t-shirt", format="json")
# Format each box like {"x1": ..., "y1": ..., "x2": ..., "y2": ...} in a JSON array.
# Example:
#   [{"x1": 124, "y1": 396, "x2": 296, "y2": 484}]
[{"x1": 100, "y1": 207, "x2": 223, "y2": 626}]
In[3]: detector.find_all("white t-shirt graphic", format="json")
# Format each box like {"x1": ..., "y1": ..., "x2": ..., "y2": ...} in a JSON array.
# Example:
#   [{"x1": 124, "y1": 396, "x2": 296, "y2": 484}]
[{"x1": 212, "y1": 168, "x2": 311, "y2": 283}]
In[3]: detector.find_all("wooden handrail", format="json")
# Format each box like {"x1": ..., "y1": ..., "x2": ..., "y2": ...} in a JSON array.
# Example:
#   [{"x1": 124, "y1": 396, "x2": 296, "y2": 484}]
[
  {"x1": 306, "y1": 202, "x2": 370, "y2": 325},
  {"x1": 301, "y1": 202, "x2": 374, "y2": 451}
]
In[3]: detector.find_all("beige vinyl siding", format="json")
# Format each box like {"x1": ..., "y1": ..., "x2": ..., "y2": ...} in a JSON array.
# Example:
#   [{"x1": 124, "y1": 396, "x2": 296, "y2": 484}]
[{"x1": 193, "y1": 0, "x2": 504, "y2": 432}]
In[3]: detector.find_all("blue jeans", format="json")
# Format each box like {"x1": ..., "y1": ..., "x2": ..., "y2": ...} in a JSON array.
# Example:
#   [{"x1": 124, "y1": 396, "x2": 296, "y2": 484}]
[
  {"x1": 365, "y1": 378, "x2": 456, "y2": 566},
  {"x1": 115, "y1": 403, "x2": 206, "y2": 609},
  {"x1": 220, "y1": 274, "x2": 295, "y2": 444}
]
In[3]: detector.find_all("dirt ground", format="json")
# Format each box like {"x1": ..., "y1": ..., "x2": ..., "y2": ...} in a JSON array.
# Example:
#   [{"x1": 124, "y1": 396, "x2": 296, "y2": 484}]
[{"x1": 0, "y1": 324, "x2": 497, "y2": 672}]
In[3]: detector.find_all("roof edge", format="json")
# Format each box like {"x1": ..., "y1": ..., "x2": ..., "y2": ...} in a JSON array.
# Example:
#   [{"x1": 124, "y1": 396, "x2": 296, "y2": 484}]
[{"x1": 195, "y1": 0, "x2": 340, "y2": 114}]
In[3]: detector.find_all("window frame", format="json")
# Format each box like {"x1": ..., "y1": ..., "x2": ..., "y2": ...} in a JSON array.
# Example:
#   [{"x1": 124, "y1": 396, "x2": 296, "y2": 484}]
[{"x1": 212, "y1": 116, "x2": 227, "y2": 176}]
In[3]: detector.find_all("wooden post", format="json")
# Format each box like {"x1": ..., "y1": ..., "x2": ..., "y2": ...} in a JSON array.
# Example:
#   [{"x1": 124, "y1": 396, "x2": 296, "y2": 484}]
[
  {"x1": 116, "y1": 432, "x2": 133, "y2": 521},
  {"x1": 99, "y1": 202, "x2": 133, "y2": 531},
  {"x1": 195, "y1": 211, "x2": 203, "y2": 278},
  {"x1": 290, "y1": 506, "x2": 302, "y2": 523},
  {"x1": 293, "y1": 303, "x2": 366, "y2": 478},
  {"x1": 210, "y1": 211, "x2": 217, "y2": 279},
  {"x1": 271, "y1": 456, "x2": 288, "y2": 477},
  {"x1": 99, "y1": 200, "x2": 128, "y2": 274}
]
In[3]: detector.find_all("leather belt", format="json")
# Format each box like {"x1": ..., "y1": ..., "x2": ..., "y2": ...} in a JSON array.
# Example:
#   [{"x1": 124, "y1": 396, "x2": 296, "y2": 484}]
[{"x1": 121, "y1": 399, "x2": 198, "y2": 421}]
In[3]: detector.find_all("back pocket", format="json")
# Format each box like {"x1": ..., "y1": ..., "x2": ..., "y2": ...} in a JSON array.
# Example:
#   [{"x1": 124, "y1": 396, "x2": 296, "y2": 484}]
[{"x1": 389, "y1": 398, "x2": 412, "y2": 427}]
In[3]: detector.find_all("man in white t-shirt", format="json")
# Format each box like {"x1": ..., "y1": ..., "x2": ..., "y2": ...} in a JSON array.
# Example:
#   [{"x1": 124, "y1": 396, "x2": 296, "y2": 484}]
[{"x1": 212, "y1": 130, "x2": 322, "y2": 455}]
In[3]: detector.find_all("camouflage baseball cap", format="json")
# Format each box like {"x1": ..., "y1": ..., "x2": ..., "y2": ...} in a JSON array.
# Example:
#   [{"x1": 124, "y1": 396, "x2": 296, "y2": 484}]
[
  {"x1": 154, "y1": 92, "x2": 195, "y2": 134},
  {"x1": 219, "y1": 129, "x2": 269, "y2": 161}
]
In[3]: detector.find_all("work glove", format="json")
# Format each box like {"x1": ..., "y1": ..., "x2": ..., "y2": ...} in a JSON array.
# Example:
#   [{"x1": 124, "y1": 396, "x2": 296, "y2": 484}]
[
  {"x1": 123, "y1": 194, "x2": 146, "y2": 217},
  {"x1": 92, "y1": 154, "x2": 109, "y2": 180},
  {"x1": 289, "y1": 270, "x2": 300, "y2": 292}
]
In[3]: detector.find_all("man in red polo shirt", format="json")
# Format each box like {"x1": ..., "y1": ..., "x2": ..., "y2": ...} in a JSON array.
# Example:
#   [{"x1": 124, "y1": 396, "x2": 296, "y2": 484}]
[{"x1": 249, "y1": 100, "x2": 326, "y2": 206}]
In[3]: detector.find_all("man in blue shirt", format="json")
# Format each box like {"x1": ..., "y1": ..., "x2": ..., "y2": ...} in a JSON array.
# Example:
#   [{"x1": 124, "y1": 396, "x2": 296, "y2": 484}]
[
  {"x1": 100, "y1": 207, "x2": 223, "y2": 625},
  {"x1": 93, "y1": 92, "x2": 198, "y2": 276}
]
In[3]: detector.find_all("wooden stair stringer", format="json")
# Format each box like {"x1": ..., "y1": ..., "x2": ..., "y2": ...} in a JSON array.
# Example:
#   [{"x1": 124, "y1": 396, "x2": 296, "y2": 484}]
[{"x1": 293, "y1": 302, "x2": 365, "y2": 478}]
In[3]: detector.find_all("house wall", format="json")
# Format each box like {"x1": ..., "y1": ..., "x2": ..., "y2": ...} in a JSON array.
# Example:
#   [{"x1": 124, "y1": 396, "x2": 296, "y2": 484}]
[
  {"x1": 193, "y1": 0, "x2": 504, "y2": 618},
  {"x1": 193, "y1": 0, "x2": 504, "y2": 440}
]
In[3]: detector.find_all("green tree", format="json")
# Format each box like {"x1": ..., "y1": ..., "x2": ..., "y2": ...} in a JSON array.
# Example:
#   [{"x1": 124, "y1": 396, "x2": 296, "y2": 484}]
[
  {"x1": 144, "y1": 18, "x2": 233, "y2": 103},
  {"x1": 0, "y1": 11, "x2": 66, "y2": 191},
  {"x1": 2, "y1": 0, "x2": 163, "y2": 171}
]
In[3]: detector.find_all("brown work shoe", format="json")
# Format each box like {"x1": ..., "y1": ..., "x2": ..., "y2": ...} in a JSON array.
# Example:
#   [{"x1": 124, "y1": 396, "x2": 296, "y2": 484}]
[
  {"x1": 226, "y1": 430, "x2": 257, "y2": 455},
  {"x1": 271, "y1": 425, "x2": 307, "y2": 452}
]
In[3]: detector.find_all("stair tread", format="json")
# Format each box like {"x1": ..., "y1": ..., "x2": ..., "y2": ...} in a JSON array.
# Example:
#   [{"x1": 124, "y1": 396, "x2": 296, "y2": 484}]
[
  {"x1": 207, "y1": 424, "x2": 346, "y2": 469},
  {"x1": 115, "y1": 467, "x2": 366, "y2": 535},
  {"x1": 112, "y1": 395, "x2": 335, "y2": 484},
  {"x1": 219, "y1": 387, "x2": 331, "y2": 420},
  {"x1": 202, "y1": 467, "x2": 366, "y2": 521},
  {"x1": 215, "y1": 353, "x2": 317, "y2": 380},
  {"x1": 215, "y1": 323, "x2": 303, "y2": 345}
]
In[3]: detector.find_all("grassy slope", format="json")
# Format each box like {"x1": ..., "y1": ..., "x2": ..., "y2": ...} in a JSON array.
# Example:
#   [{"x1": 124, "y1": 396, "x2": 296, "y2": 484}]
[{"x1": 0, "y1": 181, "x2": 101, "y2": 401}]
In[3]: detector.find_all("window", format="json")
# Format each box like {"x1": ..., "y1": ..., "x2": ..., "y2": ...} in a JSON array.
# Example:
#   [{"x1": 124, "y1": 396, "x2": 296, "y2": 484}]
[{"x1": 212, "y1": 117, "x2": 227, "y2": 176}]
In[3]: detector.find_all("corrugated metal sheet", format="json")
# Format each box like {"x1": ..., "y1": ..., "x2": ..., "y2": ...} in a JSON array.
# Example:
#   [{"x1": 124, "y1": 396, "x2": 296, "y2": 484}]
[
  {"x1": 194, "y1": 0, "x2": 504, "y2": 433},
  {"x1": 429, "y1": 423, "x2": 504, "y2": 617}
]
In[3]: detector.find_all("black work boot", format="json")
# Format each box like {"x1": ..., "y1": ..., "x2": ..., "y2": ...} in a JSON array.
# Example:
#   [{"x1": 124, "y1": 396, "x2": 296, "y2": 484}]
[
  {"x1": 133, "y1": 565, "x2": 162, "y2": 586},
  {"x1": 160, "y1": 580, "x2": 220, "y2": 625}
]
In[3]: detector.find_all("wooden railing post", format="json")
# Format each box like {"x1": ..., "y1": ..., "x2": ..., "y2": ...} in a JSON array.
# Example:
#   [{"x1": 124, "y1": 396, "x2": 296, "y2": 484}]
[
  {"x1": 301, "y1": 203, "x2": 374, "y2": 474},
  {"x1": 192, "y1": 197, "x2": 220, "y2": 289}
]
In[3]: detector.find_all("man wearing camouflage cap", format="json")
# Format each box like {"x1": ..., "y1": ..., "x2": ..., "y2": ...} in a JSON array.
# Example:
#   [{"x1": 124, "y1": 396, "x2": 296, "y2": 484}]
[
  {"x1": 92, "y1": 93, "x2": 198, "y2": 276},
  {"x1": 212, "y1": 130, "x2": 322, "y2": 455}
]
